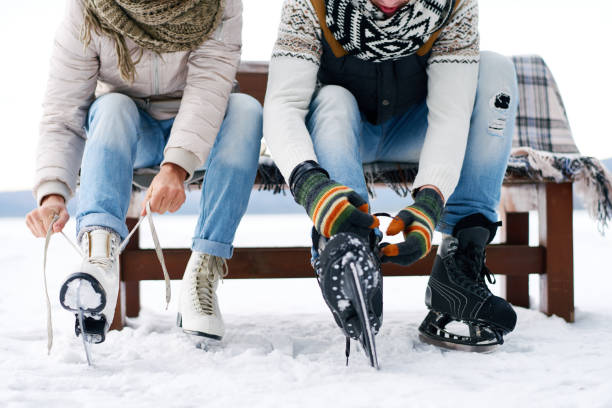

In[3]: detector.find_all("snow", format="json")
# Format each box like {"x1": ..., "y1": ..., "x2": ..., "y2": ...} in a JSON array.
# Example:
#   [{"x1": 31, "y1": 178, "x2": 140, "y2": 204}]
[
  {"x1": 62, "y1": 279, "x2": 102, "y2": 311},
  {"x1": 1, "y1": 212, "x2": 612, "y2": 408}
]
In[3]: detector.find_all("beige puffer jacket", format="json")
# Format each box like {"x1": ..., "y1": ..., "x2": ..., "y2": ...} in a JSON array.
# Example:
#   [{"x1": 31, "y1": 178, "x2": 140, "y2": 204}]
[{"x1": 34, "y1": 0, "x2": 242, "y2": 205}]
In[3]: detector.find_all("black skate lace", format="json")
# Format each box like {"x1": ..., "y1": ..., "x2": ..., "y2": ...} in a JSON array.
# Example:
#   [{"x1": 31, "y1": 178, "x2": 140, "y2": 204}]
[{"x1": 453, "y1": 244, "x2": 495, "y2": 298}]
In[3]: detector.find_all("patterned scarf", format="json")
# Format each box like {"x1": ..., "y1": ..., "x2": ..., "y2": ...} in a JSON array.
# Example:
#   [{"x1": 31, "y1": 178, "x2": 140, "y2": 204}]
[
  {"x1": 81, "y1": 0, "x2": 224, "y2": 82},
  {"x1": 325, "y1": 0, "x2": 454, "y2": 61}
]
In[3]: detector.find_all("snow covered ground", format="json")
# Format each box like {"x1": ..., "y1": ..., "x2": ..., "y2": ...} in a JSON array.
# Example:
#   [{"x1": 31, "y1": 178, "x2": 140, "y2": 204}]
[{"x1": 1, "y1": 211, "x2": 611, "y2": 408}]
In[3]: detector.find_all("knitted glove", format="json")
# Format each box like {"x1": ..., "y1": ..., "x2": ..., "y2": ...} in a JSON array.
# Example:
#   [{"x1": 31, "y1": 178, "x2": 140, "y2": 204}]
[
  {"x1": 290, "y1": 161, "x2": 379, "y2": 238},
  {"x1": 380, "y1": 188, "x2": 444, "y2": 266}
]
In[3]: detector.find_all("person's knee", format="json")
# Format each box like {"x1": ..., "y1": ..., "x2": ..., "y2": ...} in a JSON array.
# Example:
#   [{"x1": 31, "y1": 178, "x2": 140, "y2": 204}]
[
  {"x1": 308, "y1": 85, "x2": 361, "y2": 150},
  {"x1": 229, "y1": 93, "x2": 262, "y2": 120},
  {"x1": 212, "y1": 94, "x2": 263, "y2": 168},
  {"x1": 226, "y1": 93, "x2": 263, "y2": 144},
  {"x1": 87, "y1": 93, "x2": 140, "y2": 145},
  {"x1": 90, "y1": 93, "x2": 139, "y2": 121},
  {"x1": 478, "y1": 52, "x2": 519, "y2": 109},
  {"x1": 313, "y1": 85, "x2": 359, "y2": 116},
  {"x1": 475, "y1": 52, "x2": 518, "y2": 144}
]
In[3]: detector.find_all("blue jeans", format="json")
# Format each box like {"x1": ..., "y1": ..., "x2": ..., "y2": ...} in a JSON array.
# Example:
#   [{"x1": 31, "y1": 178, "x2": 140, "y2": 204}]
[
  {"x1": 76, "y1": 93, "x2": 263, "y2": 258},
  {"x1": 306, "y1": 51, "x2": 519, "y2": 234}
]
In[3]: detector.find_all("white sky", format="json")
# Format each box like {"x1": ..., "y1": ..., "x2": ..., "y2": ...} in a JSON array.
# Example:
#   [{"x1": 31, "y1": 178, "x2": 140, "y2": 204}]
[{"x1": 0, "y1": 0, "x2": 610, "y2": 192}]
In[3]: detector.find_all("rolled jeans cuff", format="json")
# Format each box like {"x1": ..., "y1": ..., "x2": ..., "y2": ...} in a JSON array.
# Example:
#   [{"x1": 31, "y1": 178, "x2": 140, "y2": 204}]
[
  {"x1": 435, "y1": 220, "x2": 455, "y2": 235},
  {"x1": 192, "y1": 238, "x2": 233, "y2": 259},
  {"x1": 77, "y1": 212, "x2": 129, "y2": 241},
  {"x1": 438, "y1": 206, "x2": 499, "y2": 236}
]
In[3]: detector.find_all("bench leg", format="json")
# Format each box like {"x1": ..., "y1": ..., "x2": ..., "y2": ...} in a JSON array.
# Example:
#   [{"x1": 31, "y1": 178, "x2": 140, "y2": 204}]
[
  {"x1": 538, "y1": 183, "x2": 574, "y2": 322},
  {"x1": 501, "y1": 212, "x2": 530, "y2": 308},
  {"x1": 125, "y1": 281, "x2": 140, "y2": 318},
  {"x1": 110, "y1": 217, "x2": 141, "y2": 331},
  {"x1": 109, "y1": 282, "x2": 125, "y2": 331}
]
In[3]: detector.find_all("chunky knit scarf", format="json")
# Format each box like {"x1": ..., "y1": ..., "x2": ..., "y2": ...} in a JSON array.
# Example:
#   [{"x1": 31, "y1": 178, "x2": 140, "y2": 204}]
[
  {"x1": 325, "y1": 0, "x2": 454, "y2": 62},
  {"x1": 81, "y1": 0, "x2": 224, "y2": 82}
]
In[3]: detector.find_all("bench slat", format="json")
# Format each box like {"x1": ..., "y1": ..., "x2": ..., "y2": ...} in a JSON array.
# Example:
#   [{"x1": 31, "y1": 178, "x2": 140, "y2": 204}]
[{"x1": 121, "y1": 244, "x2": 544, "y2": 281}]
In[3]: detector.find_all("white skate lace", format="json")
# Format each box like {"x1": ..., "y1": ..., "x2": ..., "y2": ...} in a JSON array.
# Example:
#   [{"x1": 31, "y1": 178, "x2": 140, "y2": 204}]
[
  {"x1": 192, "y1": 254, "x2": 228, "y2": 315},
  {"x1": 42, "y1": 201, "x2": 170, "y2": 354},
  {"x1": 87, "y1": 257, "x2": 114, "y2": 270}
]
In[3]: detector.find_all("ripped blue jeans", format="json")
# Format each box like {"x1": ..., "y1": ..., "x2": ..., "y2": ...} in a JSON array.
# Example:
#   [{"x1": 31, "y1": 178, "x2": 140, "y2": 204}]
[{"x1": 306, "y1": 51, "x2": 519, "y2": 234}]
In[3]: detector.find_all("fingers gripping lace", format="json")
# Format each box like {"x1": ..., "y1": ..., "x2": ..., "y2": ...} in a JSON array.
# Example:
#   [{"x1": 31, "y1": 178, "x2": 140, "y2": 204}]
[
  {"x1": 193, "y1": 254, "x2": 228, "y2": 315},
  {"x1": 42, "y1": 201, "x2": 169, "y2": 354}
]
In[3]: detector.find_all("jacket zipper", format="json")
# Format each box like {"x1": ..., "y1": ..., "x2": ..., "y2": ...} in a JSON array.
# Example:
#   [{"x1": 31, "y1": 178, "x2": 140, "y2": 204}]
[{"x1": 153, "y1": 53, "x2": 160, "y2": 95}]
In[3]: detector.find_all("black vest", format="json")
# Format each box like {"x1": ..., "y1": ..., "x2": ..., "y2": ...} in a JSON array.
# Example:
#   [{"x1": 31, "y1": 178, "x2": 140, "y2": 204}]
[{"x1": 317, "y1": 36, "x2": 430, "y2": 125}]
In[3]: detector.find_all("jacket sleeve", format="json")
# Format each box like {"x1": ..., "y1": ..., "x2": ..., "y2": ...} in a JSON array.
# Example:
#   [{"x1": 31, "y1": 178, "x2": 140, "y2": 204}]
[
  {"x1": 34, "y1": 0, "x2": 99, "y2": 205},
  {"x1": 412, "y1": 0, "x2": 480, "y2": 201},
  {"x1": 263, "y1": 0, "x2": 322, "y2": 182},
  {"x1": 162, "y1": 0, "x2": 242, "y2": 178}
]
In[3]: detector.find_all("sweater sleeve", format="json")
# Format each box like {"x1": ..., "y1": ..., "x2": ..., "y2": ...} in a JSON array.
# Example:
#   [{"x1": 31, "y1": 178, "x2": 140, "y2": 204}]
[
  {"x1": 162, "y1": 0, "x2": 242, "y2": 178},
  {"x1": 34, "y1": 0, "x2": 99, "y2": 205},
  {"x1": 263, "y1": 0, "x2": 323, "y2": 182},
  {"x1": 412, "y1": 0, "x2": 480, "y2": 201}
]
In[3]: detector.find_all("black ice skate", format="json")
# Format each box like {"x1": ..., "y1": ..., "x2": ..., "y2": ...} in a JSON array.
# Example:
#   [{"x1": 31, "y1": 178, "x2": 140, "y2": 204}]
[
  {"x1": 314, "y1": 230, "x2": 383, "y2": 369},
  {"x1": 418, "y1": 214, "x2": 517, "y2": 352}
]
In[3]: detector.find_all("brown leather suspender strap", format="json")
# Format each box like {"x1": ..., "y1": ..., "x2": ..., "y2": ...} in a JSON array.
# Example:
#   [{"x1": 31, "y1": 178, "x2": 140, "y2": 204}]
[
  {"x1": 310, "y1": 0, "x2": 348, "y2": 57},
  {"x1": 416, "y1": 0, "x2": 461, "y2": 56}
]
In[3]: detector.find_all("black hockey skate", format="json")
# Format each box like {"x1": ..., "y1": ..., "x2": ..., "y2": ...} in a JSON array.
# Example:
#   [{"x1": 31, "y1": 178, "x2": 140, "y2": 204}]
[
  {"x1": 419, "y1": 214, "x2": 517, "y2": 352},
  {"x1": 313, "y1": 230, "x2": 383, "y2": 369}
]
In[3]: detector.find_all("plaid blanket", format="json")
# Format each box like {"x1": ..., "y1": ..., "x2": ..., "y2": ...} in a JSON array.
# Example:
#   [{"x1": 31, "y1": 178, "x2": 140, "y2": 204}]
[
  {"x1": 133, "y1": 55, "x2": 612, "y2": 231},
  {"x1": 510, "y1": 55, "x2": 578, "y2": 153},
  {"x1": 503, "y1": 56, "x2": 612, "y2": 231}
]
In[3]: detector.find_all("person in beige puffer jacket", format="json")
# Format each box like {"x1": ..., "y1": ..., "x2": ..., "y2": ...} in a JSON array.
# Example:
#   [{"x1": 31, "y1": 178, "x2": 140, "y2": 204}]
[{"x1": 25, "y1": 0, "x2": 262, "y2": 345}]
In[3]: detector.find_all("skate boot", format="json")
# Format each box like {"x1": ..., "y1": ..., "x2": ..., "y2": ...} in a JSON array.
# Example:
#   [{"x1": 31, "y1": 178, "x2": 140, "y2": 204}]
[
  {"x1": 314, "y1": 229, "x2": 383, "y2": 368},
  {"x1": 59, "y1": 229, "x2": 120, "y2": 344},
  {"x1": 419, "y1": 214, "x2": 517, "y2": 352},
  {"x1": 177, "y1": 252, "x2": 228, "y2": 342}
]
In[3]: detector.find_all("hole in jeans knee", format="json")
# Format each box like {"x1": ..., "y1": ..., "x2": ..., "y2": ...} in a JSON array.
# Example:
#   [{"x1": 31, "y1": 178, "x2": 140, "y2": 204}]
[
  {"x1": 488, "y1": 91, "x2": 512, "y2": 137},
  {"x1": 494, "y1": 93, "x2": 511, "y2": 110}
]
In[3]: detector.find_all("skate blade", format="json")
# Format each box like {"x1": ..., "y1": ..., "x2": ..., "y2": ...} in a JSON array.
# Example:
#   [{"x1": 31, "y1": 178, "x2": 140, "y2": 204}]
[
  {"x1": 348, "y1": 263, "x2": 379, "y2": 369},
  {"x1": 76, "y1": 281, "x2": 94, "y2": 367},
  {"x1": 188, "y1": 336, "x2": 223, "y2": 351},
  {"x1": 77, "y1": 309, "x2": 95, "y2": 366},
  {"x1": 418, "y1": 333, "x2": 499, "y2": 354},
  {"x1": 177, "y1": 313, "x2": 223, "y2": 350},
  {"x1": 182, "y1": 330, "x2": 223, "y2": 351}
]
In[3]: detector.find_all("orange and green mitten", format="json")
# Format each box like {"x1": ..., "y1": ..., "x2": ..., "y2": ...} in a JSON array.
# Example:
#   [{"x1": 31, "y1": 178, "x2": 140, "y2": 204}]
[
  {"x1": 290, "y1": 161, "x2": 379, "y2": 238},
  {"x1": 380, "y1": 188, "x2": 444, "y2": 266}
]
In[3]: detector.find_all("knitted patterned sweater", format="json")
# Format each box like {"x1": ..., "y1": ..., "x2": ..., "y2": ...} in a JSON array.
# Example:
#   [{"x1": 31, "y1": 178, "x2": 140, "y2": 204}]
[{"x1": 263, "y1": 0, "x2": 480, "y2": 201}]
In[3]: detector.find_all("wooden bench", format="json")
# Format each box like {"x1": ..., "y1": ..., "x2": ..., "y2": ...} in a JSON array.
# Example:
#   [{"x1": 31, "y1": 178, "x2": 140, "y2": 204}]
[{"x1": 109, "y1": 62, "x2": 575, "y2": 331}]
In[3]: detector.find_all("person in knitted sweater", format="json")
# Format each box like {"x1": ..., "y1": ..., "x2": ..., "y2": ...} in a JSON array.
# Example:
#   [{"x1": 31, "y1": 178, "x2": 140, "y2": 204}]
[
  {"x1": 25, "y1": 0, "x2": 260, "y2": 344},
  {"x1": 264, "y1": 0, "x2": 519, "y2": 349}
]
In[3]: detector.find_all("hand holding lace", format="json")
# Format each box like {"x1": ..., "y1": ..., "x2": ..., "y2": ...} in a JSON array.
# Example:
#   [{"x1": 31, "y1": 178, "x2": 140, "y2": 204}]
[{"x1": 380, "y1": 187, "x2": 444, "y2": 266}]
